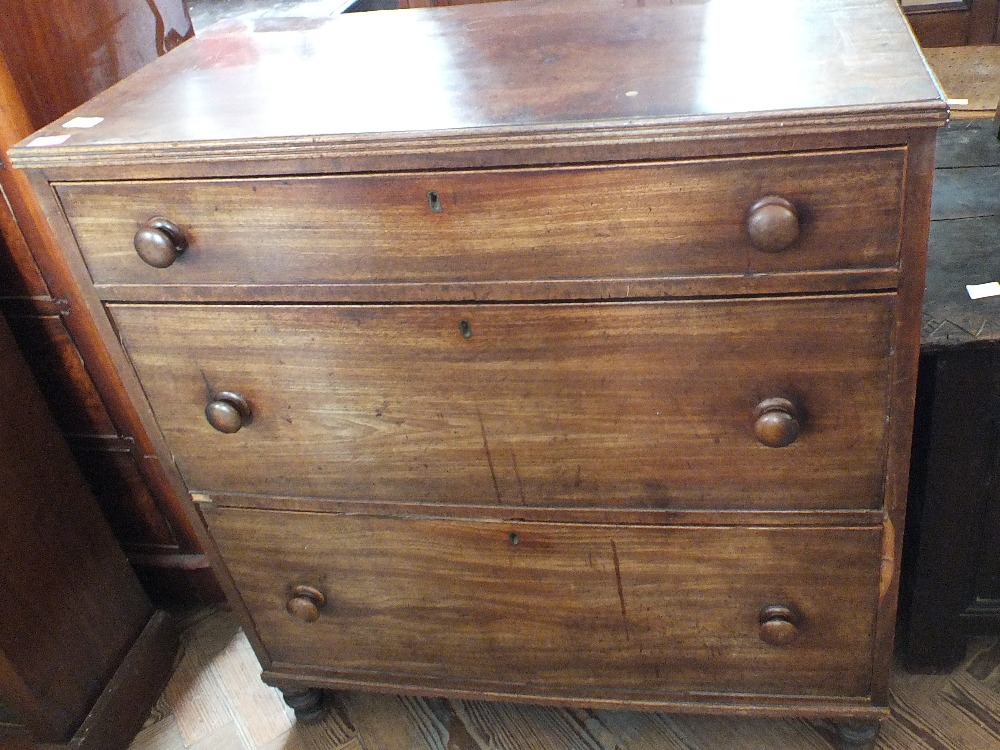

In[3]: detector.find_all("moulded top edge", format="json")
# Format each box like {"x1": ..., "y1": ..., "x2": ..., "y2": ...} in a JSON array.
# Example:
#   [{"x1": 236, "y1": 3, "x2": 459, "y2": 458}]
[{"x1": 9, "y1": 0, "x2": 946, "y2": 170}]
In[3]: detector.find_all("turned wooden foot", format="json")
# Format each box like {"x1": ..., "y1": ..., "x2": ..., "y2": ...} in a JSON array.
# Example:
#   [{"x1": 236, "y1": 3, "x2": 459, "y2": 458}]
[
  {"x1": 834, "y1": 720, "x2": 880, "y2": 750},
  {"x1": 281, "y1": 687, "x2": 328, "y2": 724}
]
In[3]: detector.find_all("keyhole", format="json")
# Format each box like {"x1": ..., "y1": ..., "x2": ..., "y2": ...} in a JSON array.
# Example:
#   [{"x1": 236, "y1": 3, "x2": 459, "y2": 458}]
[
  {"x1": 459, "y1": 320, "x2": 472, "y2": 339},
  {"x1": 427, "y1": 191, "x2": 443, "y2": 212},
  {"x1": 509, "y1": 532, "x2": 520, "y2": 546}
]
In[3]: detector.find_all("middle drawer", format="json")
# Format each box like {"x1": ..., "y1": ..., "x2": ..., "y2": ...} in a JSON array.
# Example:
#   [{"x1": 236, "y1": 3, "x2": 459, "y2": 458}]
[{"x1": 111, "y1": 295, "x2": 893, "y2": 511}]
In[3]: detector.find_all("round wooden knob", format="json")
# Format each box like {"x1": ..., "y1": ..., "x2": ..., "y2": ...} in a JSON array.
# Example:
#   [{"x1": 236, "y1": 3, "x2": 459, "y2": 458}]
[
  {"x1": 205, "y1": 391, "x2": 251, "y2": 434},
  {"x1": 759, "y1": 604, "x2": 800, "y2": 646},
  {"x1": 754, "y1": 397, "x2": 800, "y2": 448},
  {"x1": 133, "y1": 218, "x2": 187, "y2": 268},
  {"x1": 286, "y1": 585, "x2": 326, "y2": 623},
  {"x1": 746, "y1": 196, "x2": 800, "y2": 253}
]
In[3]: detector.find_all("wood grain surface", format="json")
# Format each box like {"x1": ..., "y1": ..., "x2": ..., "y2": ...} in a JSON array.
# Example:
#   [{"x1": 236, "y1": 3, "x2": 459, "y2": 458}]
[
  {"x1": 110, "y1": 296, "x2": 894, "y2": 511},
  {"x1": 205, "y1": 508, "x2": 881, "y2": 701},
  {"x1": 0, "y1": 312, "x2": 159, "y2": 744},
  {"x1": 57, "y1": 149, "x2": 905, "y2": 298},
  {"x1": 0, "y1": 0, "x2": 217, "y2": 606},
  {"x1": 8, "y1": 0, "x2": 946, "y2": 170},
  {"x1": 12, "y1": 0, "x2": 944, "y2": 735}
]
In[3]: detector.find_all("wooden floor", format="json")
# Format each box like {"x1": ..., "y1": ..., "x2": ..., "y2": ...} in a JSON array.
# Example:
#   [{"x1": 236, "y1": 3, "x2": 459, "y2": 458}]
[
  {"x1": 127, "y1": 608, "x2": 1000, "y2": 750},
  {"x1": 923, "y1": 45, "x2": 1000, "y2": 116}
]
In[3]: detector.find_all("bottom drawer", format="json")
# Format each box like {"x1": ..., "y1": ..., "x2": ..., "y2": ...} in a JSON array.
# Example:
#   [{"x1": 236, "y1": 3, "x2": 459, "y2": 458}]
[{"x1": 205, "y1": 507, "x2": 881, "y2": 701}]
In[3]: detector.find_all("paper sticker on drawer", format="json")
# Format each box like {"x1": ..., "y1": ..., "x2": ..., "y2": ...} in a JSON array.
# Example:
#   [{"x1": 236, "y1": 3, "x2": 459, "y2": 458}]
[{"x1": 967, "y1": 282, "x2": 1000, "y2": 299}]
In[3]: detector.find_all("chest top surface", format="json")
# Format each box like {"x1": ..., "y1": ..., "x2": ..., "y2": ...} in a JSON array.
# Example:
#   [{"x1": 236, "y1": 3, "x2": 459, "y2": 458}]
[{"x1": 10, "y1": 0, "x2": 944, "y2": 170}]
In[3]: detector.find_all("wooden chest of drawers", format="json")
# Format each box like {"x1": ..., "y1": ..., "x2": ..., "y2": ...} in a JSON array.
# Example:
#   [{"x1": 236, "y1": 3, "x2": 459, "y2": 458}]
[{"x1": 10, "y1": 0, "x2": 946, "y2": 745}]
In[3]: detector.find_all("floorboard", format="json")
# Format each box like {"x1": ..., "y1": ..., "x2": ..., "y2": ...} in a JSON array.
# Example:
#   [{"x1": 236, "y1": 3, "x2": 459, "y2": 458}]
[{"x1": 128, "y1": 609, "x2": 1000, "y2": 750}]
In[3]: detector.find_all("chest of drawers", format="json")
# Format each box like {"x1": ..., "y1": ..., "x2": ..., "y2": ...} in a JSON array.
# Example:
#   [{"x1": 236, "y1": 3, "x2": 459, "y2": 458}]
[{"x1": 10, "y1": 0, "x2": 946, "y2": 745}]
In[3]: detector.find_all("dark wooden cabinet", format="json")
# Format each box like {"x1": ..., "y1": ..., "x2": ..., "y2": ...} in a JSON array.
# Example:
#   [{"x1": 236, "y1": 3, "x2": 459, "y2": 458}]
[
  {"x1": 902, "y1": 0, "x2": 1000, "y2": 46},
  {"x1": 900, "y1": 350, "x2": 1000, "y2": 669},
  {"x1": 0, "y1": 0, "x2": 222, "y2": 603},
  {"x1": 0, "y1": 311, "x2": 176, "y2": 749},
  {"x1": 897, "y1": 119, "x2": 1000, "y2": 669}
]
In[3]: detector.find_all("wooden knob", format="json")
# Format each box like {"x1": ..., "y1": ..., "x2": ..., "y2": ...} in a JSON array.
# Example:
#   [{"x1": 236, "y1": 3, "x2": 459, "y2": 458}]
[
  {"x1": 746, "y1": 196, "x2": 800, "y2": 253},
  {"x1": 134, "y1": 218, "x2": 187, "y2": 268},
  {"x1": 205, "y1": 391, "x2": 251, "y2": 433},
  {"x1": 759, "y1": 604, "x2": 800, "y2": 646},
  {"x1": 286, "y1": 585, "x2": 326, "y2": 623},
  {"x1": 754, "y1": 397, "x2": 800, "y2": 448}
]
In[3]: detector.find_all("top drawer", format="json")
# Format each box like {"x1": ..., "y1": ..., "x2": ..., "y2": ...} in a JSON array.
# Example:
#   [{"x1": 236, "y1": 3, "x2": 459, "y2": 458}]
[{"x1": 56, "y1": 149, "x2": 905, "y2": 301}]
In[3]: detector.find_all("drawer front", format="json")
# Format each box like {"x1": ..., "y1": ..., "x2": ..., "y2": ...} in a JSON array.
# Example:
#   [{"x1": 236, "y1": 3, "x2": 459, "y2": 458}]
[
  {"x1": 111, "y1": 295, "x2": 893, "y2": 510},
  {"x1": 60, "y1": 149, "x2": 904, "y2": 296},
  {"x1": 205, "y1": 508, "x2": 881, "y2": 699}
]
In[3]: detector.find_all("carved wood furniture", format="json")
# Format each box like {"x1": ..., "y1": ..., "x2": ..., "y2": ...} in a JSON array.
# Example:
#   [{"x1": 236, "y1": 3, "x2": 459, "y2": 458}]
[
  {"x1": 10, "y1": 0, "x2": 946, "y2": 746},
  {"x1": 0, "y1": 0, "x2": 221, "y2": 604},
  {"x1": 0, "y1": 311, "x2": 176, "y2": 750}
]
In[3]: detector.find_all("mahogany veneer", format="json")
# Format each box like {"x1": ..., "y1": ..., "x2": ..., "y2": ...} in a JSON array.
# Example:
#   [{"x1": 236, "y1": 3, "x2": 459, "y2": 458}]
[
  {"x1": 10, "y1": 1, "x2": 946, "y2": 748},
  {"x1": 0, "y1": 311, "x2": 176, "y2": 749}
]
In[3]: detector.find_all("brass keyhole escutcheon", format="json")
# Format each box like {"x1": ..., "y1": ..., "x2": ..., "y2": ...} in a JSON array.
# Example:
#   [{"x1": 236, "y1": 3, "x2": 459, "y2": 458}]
[
  {"x1": 459, "y1": 320, "x2": 473, "y2": 339},
  {"x1": 427, "y1": 190, "x2": 443, "y2": 212}
]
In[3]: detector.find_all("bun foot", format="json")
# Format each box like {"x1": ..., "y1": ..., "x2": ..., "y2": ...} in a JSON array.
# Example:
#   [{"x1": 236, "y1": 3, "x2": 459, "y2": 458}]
[
  {"x1": 281, "y1": 687, "x2": 328, "y2": 724},
  {"x1": 835, "y1": 720, "x2": 880, "y2": 750}
]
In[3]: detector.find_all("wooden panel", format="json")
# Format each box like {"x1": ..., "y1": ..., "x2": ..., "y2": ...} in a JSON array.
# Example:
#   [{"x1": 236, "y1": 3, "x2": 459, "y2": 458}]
[
  {"x1": 72, "y1": 444, "x2": 179, "y2": 549},
  {"x1": 206, "y1": 507, "x2": 881, "y2": 700},
  {"x1": 3, "y1": 314, "x2": 117, "y2": 436},
  {"x1": 903, "y1": 0, "x2": 1000, "y2": 46},
  {"x1": 0, "y1": 190, "x2": 49, "y2": 300},
  {"x1": 0, "y1": 0, "x2": 191, "y2": 131},
  {"x1": 111, "y1": 296, "x2": 894, "y2": 511},
  {"x1": 899, "y1": 349, "x2": 1000, "y2": 669},
  {"x1": 58, "y1": 149, "x2": 905, "y2": 299},
  {"x1": 9, "y1": 0, "x2": 945, "y2": 170},
  {"x1": 0, "y1": 313, "x2": 152, "y2": 742},
  {"x1": 906, "y1": 8, "x2": 973, "y2": 46},
  {"x1": 0, "y1": 53, "x2": 52, "y2": 302},
  {"x1": 0, "y1": 0, "x2": 210, "y2": 610}
]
